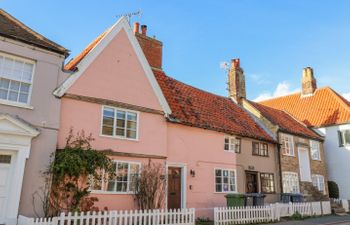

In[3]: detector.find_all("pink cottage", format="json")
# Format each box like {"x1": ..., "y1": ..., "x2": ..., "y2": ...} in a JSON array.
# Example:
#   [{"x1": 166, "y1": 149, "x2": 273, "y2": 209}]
[{"x1": 55, "y1": 17, "x2": 280, "y2": 218}]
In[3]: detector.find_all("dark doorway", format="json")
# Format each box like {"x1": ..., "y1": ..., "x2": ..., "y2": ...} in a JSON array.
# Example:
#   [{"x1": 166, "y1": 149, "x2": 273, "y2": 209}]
[
  {"x1": 167, "y1": 167, "x2": 182, "y2": 209},
  {"x1": 246, "y1": 171, "x2": 258, "y2": 193}
]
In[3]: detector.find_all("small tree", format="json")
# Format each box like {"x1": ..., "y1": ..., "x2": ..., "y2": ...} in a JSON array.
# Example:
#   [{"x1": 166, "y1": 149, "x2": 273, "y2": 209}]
[
  {"x1": 328, "y1": 181, "x2": 340, "y2": 199},
  {"x1": 44, "y1": 129, "x2": 115, "y2": 215},
  {"x1": 134, "y1": 161, "x2": 166, "y2": 210}
]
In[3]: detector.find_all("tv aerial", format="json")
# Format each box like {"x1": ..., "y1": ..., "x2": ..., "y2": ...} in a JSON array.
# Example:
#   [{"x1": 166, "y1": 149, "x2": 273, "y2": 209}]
[{"x1": 116, "y1": 10, "x2": 142, "y2": 24}]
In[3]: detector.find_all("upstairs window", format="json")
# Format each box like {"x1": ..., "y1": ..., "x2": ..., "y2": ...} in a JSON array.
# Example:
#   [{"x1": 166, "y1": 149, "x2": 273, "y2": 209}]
[
  {"x1": 0, "y1": 52, "x2": 35, "y2": 105},
  {"x1": 224, "y1": 137, "x2": 241, "y2": 153},
  {"x1": 281, "y1": 134, "x2": 294, "y2": 156},
  {"x1": 252, "y1": 142, "x2": 268, "y2": 157},
  {"x1": 310, "y1": 140, "x2": 321, "y2": 160},
  {"x1": 282, "y1": 172, "x2": 300, "y2": 194},
  {"x1": 312, "y1": 174, "x2": 325, "y2": 194},
  {"x1": 338, "y1": 130, "x2": 350, "y2": 147},
  {"x1": 101, "y1": 106, "x2": 138, "y2": 140}
]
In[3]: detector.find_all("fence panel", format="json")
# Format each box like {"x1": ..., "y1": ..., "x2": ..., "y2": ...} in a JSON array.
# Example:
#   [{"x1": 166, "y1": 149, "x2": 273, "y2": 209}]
[
  {"x1": 27, "y1": 208, "x2": 195, "y2": 225},
  {"x1": 322, "y1": 201, "x2": 331, "y2": 215},
  {"x1": 342, "y1": 199, "x2": 349, "y2": 212},
  {"x1": 311, "y1": 202, "x2": 322, "y2": 215}
]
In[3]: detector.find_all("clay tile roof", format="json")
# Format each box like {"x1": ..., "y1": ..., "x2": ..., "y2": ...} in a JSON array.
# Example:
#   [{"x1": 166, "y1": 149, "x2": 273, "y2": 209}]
[
  {"x1": 64, "y1": 30, "x2": 109, "y2": 71},
  {"x1": 153, "y1": 69, "x2": 275, "y2": 143},
  {"x1": 0, "y1": 9, "x2": 68, "y2": 56},
  {"x1": 249, "y1": 101, "x2": 323, "y2": 140},
  {"x1": 259, "y1": 87, "x2": 350, "y2": 128}
]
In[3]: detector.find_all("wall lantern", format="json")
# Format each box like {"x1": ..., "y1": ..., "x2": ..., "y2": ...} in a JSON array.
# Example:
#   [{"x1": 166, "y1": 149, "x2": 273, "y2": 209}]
[{"x1": 190, "y1": 169, "x2": 196, "y2": 177}]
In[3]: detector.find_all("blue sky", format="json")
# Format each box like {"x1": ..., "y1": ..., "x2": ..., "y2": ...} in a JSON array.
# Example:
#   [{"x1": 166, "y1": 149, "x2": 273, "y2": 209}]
[{"x1": 2, "y1": 0, "x2": 350, "y2": 100}]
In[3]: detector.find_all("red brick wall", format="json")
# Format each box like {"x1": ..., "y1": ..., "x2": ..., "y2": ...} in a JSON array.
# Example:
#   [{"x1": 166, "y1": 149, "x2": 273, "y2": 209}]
[{"x1": 135, "y1": 33, "x2": 163, "y2": 69}]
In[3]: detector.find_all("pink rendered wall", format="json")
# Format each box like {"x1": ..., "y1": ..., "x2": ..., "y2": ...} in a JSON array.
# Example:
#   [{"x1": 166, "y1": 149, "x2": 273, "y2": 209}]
[
  {"x1": 166, "y1": 123, "x2": 279, "y2": 218},
  {"x1": 67, "y1": 29, "x2": 163, "y2": 111}
]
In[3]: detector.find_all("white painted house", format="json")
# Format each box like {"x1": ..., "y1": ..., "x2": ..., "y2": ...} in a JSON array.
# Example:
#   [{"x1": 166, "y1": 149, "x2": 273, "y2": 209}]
[
  {"x1": 0, "y1": 9, "x2": 68, "y2": 224},
  {"x1": 260, "y1": 67, "x2": 350, "y2": 199}
]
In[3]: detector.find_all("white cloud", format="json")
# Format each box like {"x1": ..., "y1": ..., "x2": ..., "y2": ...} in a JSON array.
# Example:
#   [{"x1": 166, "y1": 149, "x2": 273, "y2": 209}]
[
  {"x1": 254, "y1": 81, "x2": 300, "y2": 102},
  {"x1": 343, "y1": 92, "x2": 350, "y2": 101}
]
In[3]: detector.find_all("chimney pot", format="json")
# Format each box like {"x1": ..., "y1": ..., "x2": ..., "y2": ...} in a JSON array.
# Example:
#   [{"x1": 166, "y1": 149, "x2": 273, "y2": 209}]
[
  {"x1": 133, "y1": 22, "x2": 140, "y2": 34},
  {"x1": 141, "y1": 25, "x2": 147, "y2": 35},
  {"x1": 231, "y1": 58, "x2": 240, "y2": 69}
]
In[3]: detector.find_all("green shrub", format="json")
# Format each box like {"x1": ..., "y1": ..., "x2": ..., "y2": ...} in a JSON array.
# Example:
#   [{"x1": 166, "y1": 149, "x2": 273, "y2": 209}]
[
  {"x1": 290, "y1": 211, "x2": 303, "y2": 220},
  {"x1": 328, "y1": 181, "x2": 340, "y2": 199}
]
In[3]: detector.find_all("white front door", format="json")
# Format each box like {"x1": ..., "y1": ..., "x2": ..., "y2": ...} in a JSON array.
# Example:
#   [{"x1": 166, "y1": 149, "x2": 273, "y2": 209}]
[
  {"x1": 298, "y1": 147, "x2": 311, "y2": 182},
  {"x1": 0, "y1": 153, "x2": 13, "y2": 223}
]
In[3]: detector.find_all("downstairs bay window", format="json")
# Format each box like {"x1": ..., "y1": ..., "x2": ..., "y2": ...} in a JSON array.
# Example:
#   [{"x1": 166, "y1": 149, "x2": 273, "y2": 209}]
[
  {"x1": 215, "y1": 168, "x2": 237, "y2": 193},
  {"x1": 91, "y1": 161, "x2": 140, "y2": 194},
  {"x1": 282, "y1": 171, "x2": 300, "y2": 193}
]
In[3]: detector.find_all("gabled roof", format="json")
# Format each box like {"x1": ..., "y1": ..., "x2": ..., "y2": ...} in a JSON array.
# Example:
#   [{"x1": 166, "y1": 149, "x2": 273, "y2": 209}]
[
  {"x1": 55, "y1": 17, "x2": 171, "y2": 115},
  {"x1": 259, "y1": 87, "x2": 350, "y2": 128},
  {"x1": 153, "y1": 69, "x2": 275, "y2": 143},
  {"x1": 248, "y1": 101, "x2": 323, "y2": 141},
  {"x1": 0, "y1": 9, "x2": 69, "y2": 56}
]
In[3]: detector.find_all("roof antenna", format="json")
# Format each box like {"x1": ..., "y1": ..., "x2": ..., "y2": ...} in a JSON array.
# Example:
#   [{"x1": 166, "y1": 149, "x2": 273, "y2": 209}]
[{"x1": 116, "y1": 9, "x2": 142, "y2": 24}]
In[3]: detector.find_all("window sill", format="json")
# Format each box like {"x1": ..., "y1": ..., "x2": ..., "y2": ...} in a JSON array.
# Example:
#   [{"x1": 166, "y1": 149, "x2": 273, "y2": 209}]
[
  {"x1": 282, "y1": 154, "x2": 295, "y2": 157},
  {"x1": 0, "y1": 99, "x2": 33, "y2": 110},
  {"x1": 224, "y1": 150, "x2": 240, "y2": 154},
  {"x1": 99, "y1": 134, "x2": 139, "y2": 142},
  {"x1": 252, "y1": 154, "x2": 269, "y2": 157},
  {"x1": 311, "y1": 158, "x2": 322, "y2": 161},
  {"x1": 90, "y1": 190, "x2": 134, "y2": 195},
  {"x1": 214, "y1": 191, "x2": 238, "y2": 194}
]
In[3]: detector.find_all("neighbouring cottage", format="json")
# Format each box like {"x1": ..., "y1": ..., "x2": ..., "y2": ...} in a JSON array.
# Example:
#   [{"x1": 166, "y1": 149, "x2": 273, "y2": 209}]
[
  {"x1": 224, "y1": 58, "x2": 328, "y2": 201},
  {"x1": 0, "y1": 9, "x2": 69, "y2": 224},
  {"x1": 56, "y1": 17, "x2": 282, "y2": 218},
  {"x1": 259, "y1": 67, "x2": 350, "y2": 199}
]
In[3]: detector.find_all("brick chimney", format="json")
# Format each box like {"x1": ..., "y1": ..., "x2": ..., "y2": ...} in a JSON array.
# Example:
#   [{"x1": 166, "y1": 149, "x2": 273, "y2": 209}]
[
  {"x1": 134, "y1": 23, "x2": 163, "y2": 69},
  {"x1": 228, "y1": 58, "x2": 246, "y2": 104},
  {"x1": 301, "y1": 67, "x2": 317, "y2": 96}
]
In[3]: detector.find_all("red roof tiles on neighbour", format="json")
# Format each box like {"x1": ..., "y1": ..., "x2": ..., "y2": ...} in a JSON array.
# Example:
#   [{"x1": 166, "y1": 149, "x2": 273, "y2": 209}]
[
  {"x1": 259, "y1": 87, "x2": 350, "y2": 128},
  {"x1": 249, "y1": 101, "x2": 323, "y2": 140},
  {"x1": 153, "y1": 69, "x2": 275, "y2": 142}
]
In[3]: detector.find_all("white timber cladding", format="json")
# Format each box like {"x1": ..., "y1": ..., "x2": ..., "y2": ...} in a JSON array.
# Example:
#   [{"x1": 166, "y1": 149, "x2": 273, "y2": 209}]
[
  {"x1": 91, "y1": 160, "x2": 141, "y2": 194},
  {"x1": 53, "y1": 16, "x2": 172, "y2": 115},
  {"x1": 0, "y1": 51, "x2": 35, "y2": 108},
  {"x1": 281, "y1": 134, "x2": 294, "y2": 156},
  {"x1": 282, "y1": 172, "x2": 300, "y2": 193}
]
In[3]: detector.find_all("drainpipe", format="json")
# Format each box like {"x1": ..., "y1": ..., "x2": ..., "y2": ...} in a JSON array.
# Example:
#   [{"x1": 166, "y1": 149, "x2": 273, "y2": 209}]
[{"x1": 276, "y1": 134, "x2": 284, "y2": 197}]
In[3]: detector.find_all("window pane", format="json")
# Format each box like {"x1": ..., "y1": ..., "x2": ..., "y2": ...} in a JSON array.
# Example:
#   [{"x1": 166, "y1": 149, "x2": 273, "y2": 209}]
[
  {"x1": 8, "y1": 91, "x2": 18, "y2": 101},
  {"x1": 127, "y1": 130, "x2": 136, "y2": 139},
  {"x1": 215, "y1": 169, "x2": 222, "y2": 176},
  {"x1": 117, "y1": 111, "x2": 126, "y2": 119},
  {"x1": 0, "y1": 78, "x2": 10, "y2": 89},
  {"x1": 10, "y1": 80, "x2": 20, "y2": 91},
  {"x1": 103, "y1": 117, "x2": 114, "y2": 126},
  {"x1": 18, "y1": 93, "x2": 28, "y2": 103},
  {"x1": 3, "y1": 57, "x2": 13, "y2": 77},
  {"x1": 116, "y1": 128, "x2": 125, "y2": 136},
  {"x1": 22, "y1": 63, "x2": 33, "y2": 82},
  {"x1": 107, "y1": 180, "x2": 116, "y2": 191},
  {"x1": 13, "y1": 60, "x2": 23, "y2": 80},
  {"x1": 127, "y1": 121, "x2": 137, "y2": 130},
  {"x1": 20, "y1": 83, "x2": 30, "y2": 93},
  {"x1": 117, "y1": 119, "x2": 125, "y2": 128},
  {"x1": 344, "y1": 130, "x2": 350, "y2": 145},
  {"x1": 102, "y1": 126, "x2": 113, "y2": 135},
  {"x1": 127, "y1": 112, "x2": 137, "y2": 121},
  {"x1": 216, "y1": 184, "x2": 222, "y2": 192},
  {"x1": 0, "y1": 89, "x2": 7, "y2": 99}
]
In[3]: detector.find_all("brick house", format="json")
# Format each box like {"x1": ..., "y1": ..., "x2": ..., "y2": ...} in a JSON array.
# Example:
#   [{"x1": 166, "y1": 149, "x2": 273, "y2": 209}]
[
  {"x1": 259, "y1": 68, "x2": 350, "y2": 199},
  {"x1": 223, "y1": 58, "x2": 328, "y2": 200}
]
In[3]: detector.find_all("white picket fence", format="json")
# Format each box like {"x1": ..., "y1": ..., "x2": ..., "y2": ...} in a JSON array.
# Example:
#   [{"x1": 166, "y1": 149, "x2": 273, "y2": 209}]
[
  {"x1": 25, "y1": 208, "x2": 195, "y2": 225},
  {"x1": 331, "y1": 198, "x2": 350, "y2": 212},
  {"x1": 215, "y1": 201, "x2": 331, "y2": 225}
]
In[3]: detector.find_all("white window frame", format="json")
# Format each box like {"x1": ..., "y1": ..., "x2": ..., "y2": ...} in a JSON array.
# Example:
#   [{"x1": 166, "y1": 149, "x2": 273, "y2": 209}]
[
  {"x1": 91, "y1": 160, "x2": 141, "y2": 194},
  {"x1": 281, "y1": 134, "x2": 295, "y2": 156},
  {"x1": 224, "y1": 136, "x2": 241, "y2": 153},
  {"x1": 312, "y1": 174, "x2": 325, "y2": 194},
  {"x1": 0, "y1": 51, "x2": 35, "y2": 108},
  {"x1": 282, "y1": 171, "x2": 300, "y2": 194},
  {"x1": 100, "y1": 105, "x2": 140, "y2": 141},
  {"x1": 214, "y1": 168, "x2": 237, "y2": 193},
  {"x1": 338, "y1": 129, "x2": 350, "y2": 147},
  {"x1": 310, "y1": 140, "x2": 321, "y2": 161}
]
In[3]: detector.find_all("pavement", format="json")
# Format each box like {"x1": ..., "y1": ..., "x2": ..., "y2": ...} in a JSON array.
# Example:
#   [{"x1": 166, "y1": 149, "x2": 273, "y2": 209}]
[{"x1": 267, "y1": 215, "x2": 350, "y2": 225}]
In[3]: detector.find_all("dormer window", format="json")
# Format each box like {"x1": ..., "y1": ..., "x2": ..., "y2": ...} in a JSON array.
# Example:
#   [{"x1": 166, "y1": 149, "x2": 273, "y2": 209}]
[
  {"x1": 224, "y1": 136, "x2": 241, "y2": 153},
  {"x1": 101, "y1": 106, "x2": 139, "y2": 140},
  {"x1": 0, "y1": 52, "x2": 34, "y2": 106}
]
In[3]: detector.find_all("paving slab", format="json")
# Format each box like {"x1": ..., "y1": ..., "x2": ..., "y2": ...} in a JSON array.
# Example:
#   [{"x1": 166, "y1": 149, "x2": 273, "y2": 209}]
[{"x1": 265, "y1": 215, "x2": 350, "y2": 225}]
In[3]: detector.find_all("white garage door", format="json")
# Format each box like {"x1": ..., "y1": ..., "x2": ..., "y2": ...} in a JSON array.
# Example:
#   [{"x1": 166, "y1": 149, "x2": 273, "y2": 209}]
[{"x1": 0, "y1": 154, "x2": 12, "y2": 222}]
